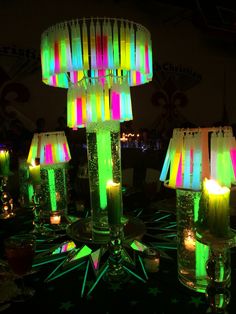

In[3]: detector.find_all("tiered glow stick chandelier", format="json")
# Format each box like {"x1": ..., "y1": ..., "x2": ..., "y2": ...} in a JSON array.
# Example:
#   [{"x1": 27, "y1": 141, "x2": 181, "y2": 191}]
[{"x1": 41, "y1": 17, "x2": 153, "y2": 237}]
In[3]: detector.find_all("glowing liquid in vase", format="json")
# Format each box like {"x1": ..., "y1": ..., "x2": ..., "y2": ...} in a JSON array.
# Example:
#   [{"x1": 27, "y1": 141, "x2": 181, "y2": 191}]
[
  {"x1": 86, "y1": 121, "x2": 122, "y2": 236},
  {"x1": 176, "y1": 189, "x2": 209, "y2": 293},
  {"x1": 40, "y1": 164, "x2": 68, "y2": 217}
]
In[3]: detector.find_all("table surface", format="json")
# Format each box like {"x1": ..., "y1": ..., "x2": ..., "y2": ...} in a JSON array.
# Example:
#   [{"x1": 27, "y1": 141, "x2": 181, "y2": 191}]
[{"x1": 0, "y1": 201, "x2": 236, "y2": 314}]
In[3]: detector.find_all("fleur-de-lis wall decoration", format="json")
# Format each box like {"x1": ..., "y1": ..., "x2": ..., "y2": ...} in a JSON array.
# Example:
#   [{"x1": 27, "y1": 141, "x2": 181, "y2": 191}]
[{"x1": 151, "y1": 62, "x2": 202, "y2": 142}]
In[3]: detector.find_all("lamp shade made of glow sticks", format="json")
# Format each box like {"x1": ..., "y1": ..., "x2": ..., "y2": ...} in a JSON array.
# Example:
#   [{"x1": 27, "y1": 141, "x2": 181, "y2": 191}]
[
  {"x1": 160, "y1": 126, "x2": 236, "y2": 190},
  {"x1": 41, "y1": 18, "x2": 152, "y2": 88},
  {"x1": 67, "y1": 81, "x2": 132, "y2": 129},
  {"x1": 27, "y1": 131, "x2": 71, "y2": 166}
]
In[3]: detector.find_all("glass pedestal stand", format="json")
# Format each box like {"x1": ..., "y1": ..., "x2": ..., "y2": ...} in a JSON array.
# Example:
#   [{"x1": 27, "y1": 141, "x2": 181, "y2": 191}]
[
  {"x1": 0, "y1": 175, "x2": 15, "y2": 219},
  {"x1": 105, "y1": 224, "x2": 127, "y2": 282},
  {"x1": 55, "y1": 215, "x2": 148, "y2": 297},
  {"x1": 196, "y1": 229, "x2": 236, "y2": 313}
]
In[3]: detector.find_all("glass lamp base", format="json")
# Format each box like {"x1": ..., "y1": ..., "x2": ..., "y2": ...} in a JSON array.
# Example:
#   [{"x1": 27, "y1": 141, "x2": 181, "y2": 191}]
[
  {"x1": 178, "y1": 271, "x2": 208, "y2": 293},
  {"x1": 0, "y1": 212, "x2": 15, "y2": 220}
]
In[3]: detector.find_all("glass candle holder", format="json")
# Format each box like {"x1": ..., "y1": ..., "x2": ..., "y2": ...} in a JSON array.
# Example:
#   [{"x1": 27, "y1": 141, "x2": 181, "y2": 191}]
[
  {"x1": 86, "y1": 121, "x2": 122, "y2": 239},
  {"x1": 50, "y1": 211, "x2": 62, "y2": 225},
  {"x1": 176, "y1": 188, "x2": 210, "y2": 293},
  {"x1": 196, "y1": 229, "x2": 236, "y2": 313},
  {"x1": 0, "y1": 176, "x2": 14, "y2": 219}
]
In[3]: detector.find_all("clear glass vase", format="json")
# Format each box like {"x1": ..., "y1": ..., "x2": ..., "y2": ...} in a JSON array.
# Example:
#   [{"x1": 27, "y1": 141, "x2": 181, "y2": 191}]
[
  {"x1": 86, "y1": 121, "x2": 122, "y2": 239},
  {"x1": 176, "y1": 188, "x2": 210, "y2": 293},
  {"x1": 18, "y1": 158, "x2": 34, "y2": 209},
  {"x1": 39, "y1": 163, "x2": 69, "y2": 225}
]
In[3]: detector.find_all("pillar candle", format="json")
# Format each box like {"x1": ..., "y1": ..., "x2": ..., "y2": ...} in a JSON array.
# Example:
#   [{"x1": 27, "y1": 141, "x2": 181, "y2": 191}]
[
  {"x1": 0, "y1": 149, "x2": 10, "y2": 176},
  {"x1": 204, "y1": 179, "x2": 230, "y2": 238},
  {"x1": 29, "y1": 158, "x2": 41, "y2": 186},
  {"x1": 106, "y1": 180, "x2": 121, "y2": 225}
]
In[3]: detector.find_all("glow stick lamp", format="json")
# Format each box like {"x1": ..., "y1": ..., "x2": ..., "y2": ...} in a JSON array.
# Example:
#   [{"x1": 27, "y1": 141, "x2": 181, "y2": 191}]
[
  {"x1": 27, "y1": 131, "x2": 71, "y2": 228},
  {"x1": 159, "y1": 126, "x2": 236, "y2": 293},
  {"x1": 40, "y1": 17, "x2": 153, "y2": 239}
]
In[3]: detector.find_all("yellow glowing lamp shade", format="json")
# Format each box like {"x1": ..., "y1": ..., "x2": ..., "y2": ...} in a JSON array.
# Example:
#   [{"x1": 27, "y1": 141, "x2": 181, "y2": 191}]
[
  {"x1": 27, "y1": 131, "x2": 71, "y2": 166},
  {"x1": 159, "y1": 126, "x2": 236, "y2": 190},
  {"x1": 41, "y1": 17, "x2": 153, "y2": 88},
  {"x1": 67, "y1": 81, "x2": 132, "y2": 128},
  {"x1": 0, "y1": 145, "x2": 10, "y2": 176}
]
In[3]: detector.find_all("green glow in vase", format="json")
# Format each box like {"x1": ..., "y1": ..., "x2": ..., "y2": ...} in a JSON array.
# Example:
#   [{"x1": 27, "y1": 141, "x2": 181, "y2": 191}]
[
  {"x1": 86, "y1": 120, "x2": 122, "y2": 237},
  {"x1": 18, "y1": 159, "x2": 34, "y2": 208},
  {"x1": 176, "y1": 188, "x2": 210, "y2": 293},
  {"x1": 40, "y1": 164, "x2": 69, "y2": 219}
]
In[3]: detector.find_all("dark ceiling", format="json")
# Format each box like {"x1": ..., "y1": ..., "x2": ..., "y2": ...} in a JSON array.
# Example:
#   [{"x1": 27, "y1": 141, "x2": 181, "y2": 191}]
[{"x1": 157, "y1": 0, "x2": 236, "y2": 35}]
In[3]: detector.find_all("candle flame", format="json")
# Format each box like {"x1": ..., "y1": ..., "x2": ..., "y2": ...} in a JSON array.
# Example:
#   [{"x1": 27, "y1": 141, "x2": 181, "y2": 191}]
[{"x1": 204, "y1": 178, "x2": 229, "y2": 195}]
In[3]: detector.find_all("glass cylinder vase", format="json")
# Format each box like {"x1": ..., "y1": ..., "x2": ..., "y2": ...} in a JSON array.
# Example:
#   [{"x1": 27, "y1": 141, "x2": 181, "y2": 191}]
[
  {"x1": 86, "y1": 121, "x2": 122, "y2": 238},
  {"x1": 176, "y1": 188, "x2": 210, "y2": 293},
  {"x1": 39, "y1": 163, "x2": 69, "y2": 225},
  {"x1": 18, "y1": 158, "x2": 34, "y2": 209}
]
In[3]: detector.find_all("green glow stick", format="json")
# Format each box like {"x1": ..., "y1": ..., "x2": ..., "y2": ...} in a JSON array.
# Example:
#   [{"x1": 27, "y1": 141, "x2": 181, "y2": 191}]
[
  {"x1": 81, "y1": 260, "x2": 90, "y2": 298},
  {"x1": 138, "y1": 255, "x2": 148, "y2": 280},
  {"x1": 87, "y1": 264, "x2": 109, "y2": 296},
  {"x1": 123, "y1": 265, "x2": 146, "y2": 283},
  {"x1": 194, "y1": 193, "x2": 209, "y2": 287},
  {"x1": 48, "y1": 168, "x2": 57, "y2": 211},
  {"x1": 96, "y1": 129, "x2": 113, "y2": 209},
  {"x1": 45, "y1": 261, "x2": 86, "y2": 283}
]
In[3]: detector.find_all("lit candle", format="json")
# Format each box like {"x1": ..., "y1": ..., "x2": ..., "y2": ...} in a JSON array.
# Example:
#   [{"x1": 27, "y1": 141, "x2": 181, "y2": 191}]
[
  {"x1": 184, "y1": 229, "x2": 195, "y2": 251},
  {"x1": 106, "y1": 180, "x2": 122, "y2": 225},
  {"x1": 204, "y1": 179, "x2": 230, "y2": 238},
  {"x1": 0, "y1": 149, "x2": 10, "y2": 176},
  {"x1": 50, "y1": 212, "x2": 61, "y2": 224},
  {"x1": 29, "y1": 158, "x2": 41, "y2": 186}
]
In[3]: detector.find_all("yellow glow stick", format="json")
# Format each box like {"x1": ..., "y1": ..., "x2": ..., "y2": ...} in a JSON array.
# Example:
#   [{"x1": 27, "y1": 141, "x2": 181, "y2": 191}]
[
  {"x1": 90, "y1": 19, "x2": 97, "y2": 68},
  {"x1": 125, "y1": 22, "x2": 131, "y2": 70},
  {"x1": 96, "y1": 84, "x2": 102, "y2": 121},
  {"x1": 120, "y1": 21, "x2": 126, "y2": 69},
  {"x1": 82, "y1": 20, "x2": 89, "y2": 69},
  {"x1": 104, "y1": 84, "x2": 110, "y2": 120}
]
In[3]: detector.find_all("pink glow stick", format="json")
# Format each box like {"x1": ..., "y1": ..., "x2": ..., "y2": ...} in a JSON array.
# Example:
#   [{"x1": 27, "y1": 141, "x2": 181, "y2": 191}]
[
  {"x1": 45, "y1": 144, "x2": 53, "y2": 164},
  {"x1": 176, "y1": 154, "x2": 183, "y2": 187},
  {"x1": 111, "y1": 91, "x2": 120, "y2": 120},
  {"x1": 136, "y1": 71, "x2": 141, "y2": 85},
  {"x1": 54, "y1": 42, "x2": 60, "y2": 73},
  {"x1": 76, "y1": 97, "x2": 83, "y2": 125}
]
